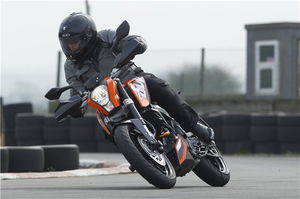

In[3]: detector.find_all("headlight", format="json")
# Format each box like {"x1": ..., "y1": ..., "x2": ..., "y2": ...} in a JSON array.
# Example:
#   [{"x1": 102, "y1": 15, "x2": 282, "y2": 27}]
[
  {"x1": 91, "y1": 85, "x2": 110, "y2": 106},
  {"x1": 91, "y1": 85, "x2": 115, "y2": 112}
]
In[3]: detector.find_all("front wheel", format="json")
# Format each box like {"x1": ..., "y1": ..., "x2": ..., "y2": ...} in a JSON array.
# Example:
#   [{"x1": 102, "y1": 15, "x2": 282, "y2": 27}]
[{"x1": 114, "y1": 125, "x2": 176, "y2": 189}]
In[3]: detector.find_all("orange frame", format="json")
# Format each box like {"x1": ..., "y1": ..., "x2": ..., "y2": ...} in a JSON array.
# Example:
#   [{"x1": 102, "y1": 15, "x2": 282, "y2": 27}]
[{"x1": 96, "y1": 111, "x2": 111, "y2": 135}]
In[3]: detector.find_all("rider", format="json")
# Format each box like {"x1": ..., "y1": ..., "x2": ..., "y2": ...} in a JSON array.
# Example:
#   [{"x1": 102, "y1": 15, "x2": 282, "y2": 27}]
[{"x1": 59, "y1": 12, "x2": 214, "y2": 143}]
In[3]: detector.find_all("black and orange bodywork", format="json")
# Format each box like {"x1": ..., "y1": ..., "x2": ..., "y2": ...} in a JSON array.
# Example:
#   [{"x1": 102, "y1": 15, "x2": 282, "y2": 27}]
[
  {"x1": 88, "y1": 77, "x2": 120, "y2": 116},
  {"x1": 88, "y1": 76, "x2": 197, "y2": 177},
  {"x1": 167, "y1": 135, "x2": 198, "y2": 177},
  {"x1": 88, "y1": 77, "x2": 121, "y2": 136},
  {"x1": 88, "y1": 77, "x2": 150, "y2": 136},
  {"x1": 125, "y1": 77, "x2": 150, "y2": 107}
]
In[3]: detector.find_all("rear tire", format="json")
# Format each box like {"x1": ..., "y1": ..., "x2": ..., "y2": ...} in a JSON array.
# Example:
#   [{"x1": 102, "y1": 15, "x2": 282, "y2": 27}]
[
  {"x1": 193, "y1": 155, "x2": 230, "y2": 186},
  {"x1": 114, "y1": 125, "x2": 176, "y2": 189}
]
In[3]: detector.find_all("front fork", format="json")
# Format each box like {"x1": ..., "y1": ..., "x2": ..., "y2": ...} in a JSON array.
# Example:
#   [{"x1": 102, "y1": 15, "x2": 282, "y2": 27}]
[{"x1": 115, "y1": 79, "x2": 163, "y2": 151}]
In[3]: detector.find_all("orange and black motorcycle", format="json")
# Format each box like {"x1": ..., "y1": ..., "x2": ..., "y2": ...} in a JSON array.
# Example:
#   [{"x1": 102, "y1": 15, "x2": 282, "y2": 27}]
[{"x1": 45, "y1": 21, "x2": 230, "y2": 189}]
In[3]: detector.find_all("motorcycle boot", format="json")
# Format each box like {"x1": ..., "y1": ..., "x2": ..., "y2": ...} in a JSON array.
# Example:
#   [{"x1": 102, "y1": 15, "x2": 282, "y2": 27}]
[{"x1": 191, "y1": 122, "x2": 215, "y2": 143}]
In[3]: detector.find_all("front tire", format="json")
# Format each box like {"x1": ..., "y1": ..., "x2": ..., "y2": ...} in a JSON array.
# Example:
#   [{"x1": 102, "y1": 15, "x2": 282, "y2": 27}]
[{"x1": 114, "y1": 125, "x2": 176, "y2": 189}]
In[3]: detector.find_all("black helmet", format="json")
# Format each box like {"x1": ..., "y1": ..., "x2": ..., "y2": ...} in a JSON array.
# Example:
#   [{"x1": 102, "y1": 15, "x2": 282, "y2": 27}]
[{"x1": 58, "y1": 12, "x2": 97, "y2": 63}]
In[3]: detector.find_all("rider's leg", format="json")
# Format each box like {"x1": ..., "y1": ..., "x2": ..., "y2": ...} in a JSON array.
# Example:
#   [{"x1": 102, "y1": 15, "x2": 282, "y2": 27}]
[{"x1": 140, "y1": 72, "x2": 214, "y2": 143}]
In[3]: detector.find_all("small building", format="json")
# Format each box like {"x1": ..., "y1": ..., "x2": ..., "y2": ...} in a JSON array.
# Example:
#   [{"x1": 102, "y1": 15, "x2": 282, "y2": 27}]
[{"x1": 245, "y1": 22, "x2": 300, "y2": 99}]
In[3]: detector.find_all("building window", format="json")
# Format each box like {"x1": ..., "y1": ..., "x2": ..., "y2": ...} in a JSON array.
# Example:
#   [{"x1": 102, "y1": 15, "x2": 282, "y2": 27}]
[
  {"x1": 255, "y1": 40, "x2": 279, "y2": 95},
  {"x1": 260, "y1": 68, "x2": 272, "y2": 89},
  {"x1": 259, "y1": 45, "x2": 275, "y2": 63}
]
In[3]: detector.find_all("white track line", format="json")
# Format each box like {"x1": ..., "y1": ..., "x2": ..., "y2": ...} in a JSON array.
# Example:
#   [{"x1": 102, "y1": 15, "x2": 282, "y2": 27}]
[{"x1": 0, "y1": 163, "x2": 131, "y2": 180}]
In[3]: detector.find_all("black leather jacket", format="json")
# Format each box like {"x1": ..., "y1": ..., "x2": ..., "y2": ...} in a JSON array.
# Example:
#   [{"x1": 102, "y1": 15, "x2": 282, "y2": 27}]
[{"x1": 64, "y1": 29, "x2": 147, "y2": 96}]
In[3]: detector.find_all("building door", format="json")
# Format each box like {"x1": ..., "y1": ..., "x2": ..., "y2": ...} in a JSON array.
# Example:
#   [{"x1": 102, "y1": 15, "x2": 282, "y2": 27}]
[
  {"x1": 298, "y1": 40, "x2": 300, "y2": 98},
  {"x1": 255, "y1": 40, "x2": 279, "y2": 96}
]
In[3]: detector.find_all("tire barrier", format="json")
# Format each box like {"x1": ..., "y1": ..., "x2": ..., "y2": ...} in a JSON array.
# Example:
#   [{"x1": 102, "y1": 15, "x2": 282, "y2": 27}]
[
  {"x1": 2, "y1": 112, "x2": 299, "y2": 155},
  {"x1": 43, "y1": 115, "x2": 70, "y2": 145},
  {"x1": 224, "y1": 141, "x2": 253, "y2": 154},
  {"x1": 41, "y1": 145, "x2": 79, "y2": 171},
  {"x1": 0, "y1": 147, "x2": 9, "y2": 173},
  {"x1": 280, "y1": 143, "x2": 300, "y2": 154},
  {"x1": 69, "y1": 115, "x2": 97, "y2": 152},
  {"x1": 97, "y1": 141, "x2": 120, "y2": 153},
  {"x1": 7, "y1": 146, "x2": 44, "y2": 172},
  {"x1": 1, "y1": 145, "x2": 80, "y2": 173},
  {"x1": 250, "y1": 114, "x2": 279, "y2": 154},
  {"x1": 2, "y1": 103, "x2": 33, "y2": 146},
  {"x1": 221, "y1": 114, "x2": 252, "y2": 154},
  {"x1": 203, "y1": 114, "x2": 224, "y2": 152},
  {"x1": 15, "y1": 113, "x2": 44, "y2": 146},
  {"x1": 277, "y1": 114, "x2": 300, "y2": 153},
  {"x1": 95, "y1": 123, "x2": 106, "y2": 142}
]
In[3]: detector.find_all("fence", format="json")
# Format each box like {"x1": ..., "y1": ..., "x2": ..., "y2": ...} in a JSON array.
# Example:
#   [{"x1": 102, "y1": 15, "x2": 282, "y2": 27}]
[{"x1": 134, "y1": 48, "x2": 246, "y2": 96}]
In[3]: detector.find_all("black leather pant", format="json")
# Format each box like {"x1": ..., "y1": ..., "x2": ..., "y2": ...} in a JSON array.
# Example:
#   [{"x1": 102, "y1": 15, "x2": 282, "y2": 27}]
[{"x1": 136, "y1": 70, "x2": 199, "y2": 132}]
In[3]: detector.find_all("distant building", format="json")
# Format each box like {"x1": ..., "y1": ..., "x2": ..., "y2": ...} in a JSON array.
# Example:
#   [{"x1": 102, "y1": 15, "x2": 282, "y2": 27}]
[{"x1": 245, "y1": 22, "x2": 300, "y2": 99}]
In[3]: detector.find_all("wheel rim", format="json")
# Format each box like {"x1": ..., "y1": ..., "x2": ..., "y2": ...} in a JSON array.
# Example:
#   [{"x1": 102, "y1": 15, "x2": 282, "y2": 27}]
[
  {"x1": 207, "y1": 156, "x2": 230, "y2": 174},
  {"x1": 202, "y1": 143, "x2": 230, "y2": 175},
  {"x1": 137, "y1": 135, "x2": 175, "y2": 177}
]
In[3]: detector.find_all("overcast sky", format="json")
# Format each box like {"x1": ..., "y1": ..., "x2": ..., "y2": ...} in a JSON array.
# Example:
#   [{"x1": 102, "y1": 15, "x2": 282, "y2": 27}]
[{"x1": 1, "y1": 0, "x2": 299, "y2": 111}]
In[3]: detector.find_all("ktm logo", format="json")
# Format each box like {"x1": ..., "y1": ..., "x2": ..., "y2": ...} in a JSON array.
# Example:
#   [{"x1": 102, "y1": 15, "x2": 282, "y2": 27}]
[{"x1": 133, "y1": 80, "x2": 147, "y2": 99}]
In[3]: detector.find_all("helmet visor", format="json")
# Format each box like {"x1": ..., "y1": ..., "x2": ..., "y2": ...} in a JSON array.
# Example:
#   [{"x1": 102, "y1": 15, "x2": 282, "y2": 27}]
[
  {"x1": 67, "y1": 39, "x2": 81, "y2": 52},
  {"x1": 63, "y1": 36, "x2": 82, "y2": 52},
  {"x1": 60, "y1": 35, "x2": 83, "y2": 53}
]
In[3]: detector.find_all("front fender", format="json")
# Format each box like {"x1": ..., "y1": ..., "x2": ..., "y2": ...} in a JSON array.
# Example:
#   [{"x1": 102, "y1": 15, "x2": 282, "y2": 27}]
[{"x1": 113, "y1": 119, "x2": 158, "y2": 146}]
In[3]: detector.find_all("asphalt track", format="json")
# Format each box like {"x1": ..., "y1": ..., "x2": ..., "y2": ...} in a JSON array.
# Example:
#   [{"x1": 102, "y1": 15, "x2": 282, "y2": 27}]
[{"x1": 1, "y1": 155, "x2": 300, "y2": 199}]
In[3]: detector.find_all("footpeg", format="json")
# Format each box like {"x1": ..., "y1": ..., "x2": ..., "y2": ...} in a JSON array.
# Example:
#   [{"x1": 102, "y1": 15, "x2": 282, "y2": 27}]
[{"x1": 159, "y1": 131, "x2": 170, "y2": 138}]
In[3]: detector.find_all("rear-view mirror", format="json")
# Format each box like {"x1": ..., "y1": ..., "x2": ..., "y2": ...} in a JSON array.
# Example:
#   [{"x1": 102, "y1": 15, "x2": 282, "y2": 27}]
[
  {"x1": 45, "y1": 86, "x2": 72, "y2": 100},
  {"x1": 115, "y1": 20, "x2": 130, "y2": 42}
]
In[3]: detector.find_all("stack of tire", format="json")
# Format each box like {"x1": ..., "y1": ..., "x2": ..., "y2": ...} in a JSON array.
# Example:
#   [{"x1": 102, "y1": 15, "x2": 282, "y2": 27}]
[
  {"x1": 222, "y1": 113, "x2": 252, "y2": 154},
  {"x1": 15, "y1": 113, "x2": 44, "y2": 146},
  {"x1": 43, "y1": 115, "x2": 69, "y2": 145},
  {"x1": 1, "y1": 147, "x2": 9, "y2": 172},
  {"x1": 277, "y1": 114, "x2": 300, "y2": 153},
  {"x1": 41, "y1": 145, "x2": 79, "y2": 171},
  {"x1": 2, "y1": 103, "x2": 33, "y2": 146},
  {"x1": 95, "y1": 122, "x2": 119, "y2": 153},
  {"x1": 250, "y1": 114, "x2": 279, "y2": 154},
  {"x1": 69, "y1": 115, "x2": 97, "y2": 152},
  {"x1": 0, "y1": 145, "x2": 79, "y2": 173},
  {"x1": 3, "y1": 146, "x2": 44, "y2": 172},
  {"x1": 202, "y1": 114, "x2": 224, "y2": 153}
]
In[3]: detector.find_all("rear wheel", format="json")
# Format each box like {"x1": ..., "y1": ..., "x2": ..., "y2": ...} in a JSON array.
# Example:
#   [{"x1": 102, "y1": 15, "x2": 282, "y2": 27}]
[
  {"x1": 193, "y1": 144, "x2": 230, "y2": 186},
  {"x1": 114, "y1": 125, "x2": 176, "y2": 189}
]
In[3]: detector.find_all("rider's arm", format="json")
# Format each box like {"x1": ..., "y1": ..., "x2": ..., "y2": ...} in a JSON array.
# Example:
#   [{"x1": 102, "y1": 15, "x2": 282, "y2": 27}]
[
  {"x1": 98, "y1": 29, "x2": 147, "y2": 57},
  {"x1": 64, "y1": 60, "x2": 88, "y2": 117},
  {"x1": 116, "y1": 35, "x2": 147, "y2": 55},
  {"x1": 64, "y1": 60, "x2": 86, "y2": 96},
  {"x1": 112, "y1": 35, "x2": 147, "y2": 68}
]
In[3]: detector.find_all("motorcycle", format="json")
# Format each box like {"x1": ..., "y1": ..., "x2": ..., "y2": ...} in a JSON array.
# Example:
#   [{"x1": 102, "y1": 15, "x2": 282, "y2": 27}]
[{"x1": 45, "y1": 21, "x2": 230, "y2": 189}]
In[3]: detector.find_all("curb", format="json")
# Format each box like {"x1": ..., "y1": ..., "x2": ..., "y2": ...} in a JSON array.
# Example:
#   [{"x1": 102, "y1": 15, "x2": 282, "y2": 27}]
[
  {"x1": 79, "y1": 159, "x2": 121, "y2": 169},
  {"x1": 0, "y1": 163, "x2": 131, "y2": 180}
]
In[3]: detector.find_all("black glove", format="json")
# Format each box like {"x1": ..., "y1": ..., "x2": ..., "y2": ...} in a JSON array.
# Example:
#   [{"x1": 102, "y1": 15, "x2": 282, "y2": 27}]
[
  {"x1": 69, "y1": 105, "x2": 87, "y2": 118},
  {"x1": 69, "y1": 92, "x2": 88, "y2": 118}
]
